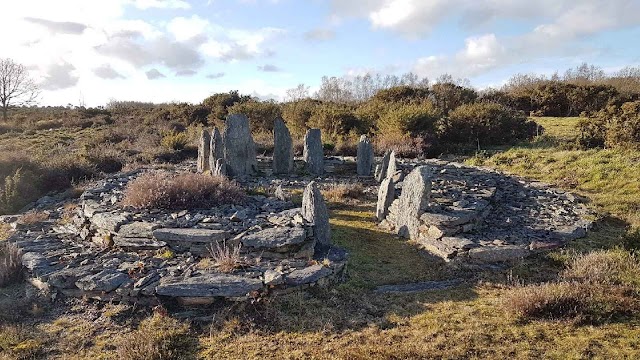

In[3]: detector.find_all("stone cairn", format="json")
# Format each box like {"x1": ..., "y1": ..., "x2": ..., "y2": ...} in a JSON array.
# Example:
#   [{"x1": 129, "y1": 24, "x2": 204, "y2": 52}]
[
  {"x1": 304, "y1": 129, "x2": 324, "y2": 175},
  {"x1": 378, "y1": 159, "x2": 595, "y2": 263},
  {"x1": 273, "y1": 118, "x2": 294, "y2": 175},
  {"x1": 7, "y1": 168, "x2": 346, "y2": 304},
  {"x1": 356, "y1": 135, "x2": 374, "y2": 176}
]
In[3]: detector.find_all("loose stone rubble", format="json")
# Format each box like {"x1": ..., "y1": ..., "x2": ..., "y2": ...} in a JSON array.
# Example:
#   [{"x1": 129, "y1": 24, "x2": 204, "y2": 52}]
[
  {"x1": 304, "y1": 129, "x2": 324, "y2": 175},
  {"x1": 379, "y1": 159, "x2": 595, "y2": 263},
  {"x1": 357, "y1": 135, "x2": 374, "y2": 176},
  {"x1": 7, "y1": 168, "x2": 346, "y2": 305}
]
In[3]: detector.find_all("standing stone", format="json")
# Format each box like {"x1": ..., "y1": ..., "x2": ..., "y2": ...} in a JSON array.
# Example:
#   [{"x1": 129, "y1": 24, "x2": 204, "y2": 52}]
[
  {"x1": 223, "y1": 114, "x2": 258, "y2": 176},
  {"x1": 386, "y1": 150, "x2": 397, "y2": 179},
  {"x1": 302, "y1": 181, "x2": 330, "y2": 247},
  {"x1": 274, "y1": 184, "x2": 286, "y2": 201},
  {"x1": 208, "y1": 127, "x2": 224, "y2": 172},
  {"x1": 197, "y1": 129, "x2": 211, "y2": 173},
  {"x1": 273, "y1": 118, "x2": 294, "y2": 174},
  {"x1": 303, "y1": 129, "x2": 324, "y2": 175},
  {"x1": 375, "y1": 150, "x2": 392, "y2": 182},
  {"x1": 376, "y1": 176, "x2": 395, "y2": 221},
  {"x1": 357, "y1": 135, "x2": 374, "y2": 176},
  {"x1": 395, "y1": 166, "x2": 432, "y2": 239}
]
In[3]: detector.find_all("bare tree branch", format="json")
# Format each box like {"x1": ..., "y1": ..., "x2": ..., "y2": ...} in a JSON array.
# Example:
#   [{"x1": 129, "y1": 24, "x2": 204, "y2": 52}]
[{"x1": 0, "y1": 58, "x2": 40, "y2": 121}]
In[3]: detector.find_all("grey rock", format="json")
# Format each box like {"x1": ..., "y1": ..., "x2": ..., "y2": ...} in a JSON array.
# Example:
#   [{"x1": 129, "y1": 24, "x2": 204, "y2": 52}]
[
  {"x1": 156, "y1": 274, "x2": 263, "y2": 298},
  {"x1": 114, "y1": 237, "x2": 167, "y2": 251},
  {"x1": 274, "y1": 184, "x2": 286, "y2": 201},
  {"x1": 223, "y1": 114, "x2": 258, "y2": 176},
  {"x1": 208, "y1": 127, "x2": 224, "y2": 172},
  {"x1": 395, "y1": 166, "x2": 432, "y2": 239},
  {"x1": 375, "y1": 150, "x2": 392, "y2": 182},
  {"x1": 153, "y1": 228, "x2": 229, "y2": 243},
  {"x1": 386, "y1": 150, "x2": 397, "y2": 179},
  {"x1": 75, "y1": 269, "x2": 129, "y2": 292},
  {"x1": 241, "y1": 227, "x2": 307, "y2": 249},
  {"x1": 197, "y1": 129, "x2": 211, "y2": 173},
  {"x1": 264, "y1": 269, "x2": 284, "y2": 285},
  {"x1": 212, "y1": 158, "x2": 226, "y2": 177},
  {"x1": 90, "y1": 212, "x2": 129, "y2": 233},
  {"x1": 302, "y1": 181, "x2": 331, "y2": 246},
  {"x1": 285, "y1": 265, "x2": 331, "y2": 286},
  {"x1": 376, "y1": 176, "x2": 395, "y2": 221},
  {"x1": 118, "y1": 221, "x2": 159, "y2": 238},
  {"x1": 273, "y1": 118, "x2": 293, "y2": 175},
  {"x1": 303, "y1": 129, "x2": 324, "y2": 175},
  {"x1": 356, "y1": 134, "x2": 374, "y2": 176}
]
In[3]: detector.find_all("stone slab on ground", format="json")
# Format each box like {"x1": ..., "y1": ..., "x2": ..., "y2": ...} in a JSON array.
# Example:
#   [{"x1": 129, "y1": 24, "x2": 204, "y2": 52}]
[
  {"x1": 152, "y1": 228, "x2": 229, "y2": 243},
  {"x1": 156, "y1": 273, "x2": 263, "y2": 298}
]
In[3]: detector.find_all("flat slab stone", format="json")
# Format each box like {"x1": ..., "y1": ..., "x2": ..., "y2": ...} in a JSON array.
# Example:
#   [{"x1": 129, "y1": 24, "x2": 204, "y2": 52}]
[
  {"x1": 118, "y1": 221, "x2": 160, "y2": 238},
  {"x1": 285, "y1": 265, "x2": 332, "y2": 286},
  {"x1": 374, "y1": 279, "x2": 463, "y2": 294},
  {"x1": 114, "y1": 237, "x2": 167, "y2": 251},
  {"x1": 153, "y1": 228, "x2": 229, "y2": 243},
  {"x1": 91, "y1": 212, "x2": 129, "y2": 232},
  {"x1": 156, "y1": 274, "x2": 263, "y2": 298},
  {"x1": 75, "y1": 269, "x2": 129, "y2": 292},
  {"x1": 240, "y1": 227, "x2": 306, "y2": 249},
  {"x1": 468, "y1": 245, "x2": 530, "y2": 262}
]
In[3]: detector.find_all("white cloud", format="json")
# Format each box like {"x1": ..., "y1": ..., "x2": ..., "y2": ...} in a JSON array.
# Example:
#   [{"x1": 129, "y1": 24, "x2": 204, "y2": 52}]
[
  {"x1": 133, "y1": 0, "x2": 190, "y2": 10},
  {"x1": 167, "y1": 15, "x2": 212, "y2": 42}
]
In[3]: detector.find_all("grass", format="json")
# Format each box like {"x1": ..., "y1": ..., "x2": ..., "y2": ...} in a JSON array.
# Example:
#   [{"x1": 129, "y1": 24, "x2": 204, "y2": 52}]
[
  {"x1": 322, "y1": 183, "x2": 366, "y2": 203},
  {"x1": 0, "y1": 242, "x2": 21, "y2": 287}
]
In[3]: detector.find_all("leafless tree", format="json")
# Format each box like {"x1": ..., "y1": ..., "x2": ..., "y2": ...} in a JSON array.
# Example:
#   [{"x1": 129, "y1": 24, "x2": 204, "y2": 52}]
[
  {"x1": 284, "y1": 83, "x2": 310, "y2": 102},
  {"x1": 0, "y1": 58, "x2": 39, "y2": 120}
]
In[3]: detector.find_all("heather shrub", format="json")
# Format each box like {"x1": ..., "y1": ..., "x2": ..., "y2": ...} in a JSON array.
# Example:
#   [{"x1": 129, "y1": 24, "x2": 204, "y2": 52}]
[
  {"x1": 121, "y1": 172, "x2": 245, "y2": 210},
  {"x1": 322, "y1": 183, "x2": 365, "y2": 202}
]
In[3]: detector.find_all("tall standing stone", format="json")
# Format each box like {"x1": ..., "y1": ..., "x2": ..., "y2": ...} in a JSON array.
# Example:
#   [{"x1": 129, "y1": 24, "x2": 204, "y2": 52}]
[
  {"x1": 386, "y1": 150, "x2": 397, "y2": 179},
  {"x1": 357, "y1": 135, "x2": 374, "y2": 176},
  {"x1": 197, "y1": 129, "x2": 211, "y2": 173},
  {"x1": 208, "y1": 127, "x2": 224, "y2": 172},
  {"x1": 375, "y1": 150, "x2": 392, "y2": 182},
  {"x1": 272, "y1": 118, "x2": 293, "y2": 174},
  {"x1": 395, "y1": 166, "x2": 432, "y2": 239},
  {"x1": 223, "y1": 114, "x2": 258, "y2": 176},
  {"x1": 303, "y1": 129, "x2": 324, "y2": 175},
  {"x1": 302, "y1": 181, "x2": 330, "y2": 247},
  {"x1": 376, "y1": 176, "x2": 395, "y2": 221}
]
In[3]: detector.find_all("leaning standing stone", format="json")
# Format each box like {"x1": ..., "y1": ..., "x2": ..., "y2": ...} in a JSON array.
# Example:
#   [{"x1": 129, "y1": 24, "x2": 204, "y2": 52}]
[
  {"x1": 212, "y1": 158, "x2": 226, "y2": 177},
  {"x1": 208, "y1": 127, "x2": 224, "y2": 172},
  {"x1": 386, "y1": 150, "x2": 397, "y2": 179},
  {"x1": 357, "y1": 134, "x2": 374, "y2": 176},
  {"x1": 273, "y1": 118, "x2": 294, "y2": 174},
  {"x1": 302, "y1": 181, "x2": 330, "y2": 247},
  {"x1": 375, "y1": 150, "x2": 392, "y2": 182},
  {"x1": 376, "y1": 176, "x2": 395, "y2": 221},
  {"x1": 223, "y1": 114, "x2": 258, "y2": 176},
  {"x1": 395, "y1": 166, "x2": 432, "y2": 239},
  {"x1": 197, "y1": 129, "x2": 211, "y2": 173},
  {"x1": 303, "y1": 129, "x2": 324, "y2": 175}
]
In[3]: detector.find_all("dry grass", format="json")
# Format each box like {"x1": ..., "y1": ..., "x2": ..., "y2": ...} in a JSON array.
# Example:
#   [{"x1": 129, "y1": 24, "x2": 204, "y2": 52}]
[
  {"x1": 115, "y1": 313, "x2": 196, "y2": 360},
  {"x1": 207, "y1": 241, "x2": 243, "y2": 273},
  {"x1": 505, "y1": 249, "x2": 640, "y2": 323},
  {"x1": 17, "y1": 211, "x2": 49, "y2": 225},
  {"x1": 322, "y1": 183, "x2": 365, "y2": 203},
  {"x1": 121, "y1": 172, "x2": 245, "y2": 210},
  {"x1": 0, "y1": 242, "x2": 22, "y2": 287}
]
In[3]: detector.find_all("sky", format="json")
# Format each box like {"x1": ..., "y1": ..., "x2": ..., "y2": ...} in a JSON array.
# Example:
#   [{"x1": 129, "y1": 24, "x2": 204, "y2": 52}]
[{"x1": 2, "y1": 0, "x2": 640, "y2": 106}]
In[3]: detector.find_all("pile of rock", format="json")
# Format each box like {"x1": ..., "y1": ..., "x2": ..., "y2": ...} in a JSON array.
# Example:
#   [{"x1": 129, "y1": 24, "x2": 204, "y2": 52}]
[
  {"x1": 8, "y1": 171, "x2": 347, "y2": 305},
  {"x1": 378, "y1": 159, "x2": 595, "y2": 263}
]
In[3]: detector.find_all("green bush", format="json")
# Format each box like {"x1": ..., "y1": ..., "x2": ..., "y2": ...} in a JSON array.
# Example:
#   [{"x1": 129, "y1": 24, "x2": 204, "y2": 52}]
[
  {"x1": 440, "y1": 102, "x2": 537, "y2": 148},
  {"x1": 227, "y1": 99, "x2": 282, "y2": 132},
  {"x1": 579, "y1": 101, "x2": 640, "y2": 149},
  {"x1": 161, "y1": 131, "x2": 189, "y2": 151}
]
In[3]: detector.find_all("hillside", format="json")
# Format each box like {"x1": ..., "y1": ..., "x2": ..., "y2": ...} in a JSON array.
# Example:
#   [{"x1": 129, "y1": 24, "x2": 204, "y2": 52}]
[{"x1": 0, "y1": 117, "x2": 638, "y2": 359}]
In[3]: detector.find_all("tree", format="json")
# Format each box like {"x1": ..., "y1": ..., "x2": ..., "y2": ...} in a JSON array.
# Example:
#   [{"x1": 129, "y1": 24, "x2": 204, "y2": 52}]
[
  {"x1": 0, "y1": 58, "x2": 39, "y2": 120},
  {"x1": 285, "y1": 83, "x2": 310, "y2": 102}
]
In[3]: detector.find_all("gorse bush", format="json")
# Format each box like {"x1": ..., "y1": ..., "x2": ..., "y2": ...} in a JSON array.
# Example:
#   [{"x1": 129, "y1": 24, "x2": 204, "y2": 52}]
[
  {"x1": 161, "y1": 131, "x2": 189, "y2": 151},
  {"x1": 440, "y1": 102, "x2": 537, "y2": 148},
  {"x1": 121, "y1": 172, "x2": 246, "y2": 210},
  {"x1": 579, "y1": 101, "x2": 640, "y2": 149}
]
